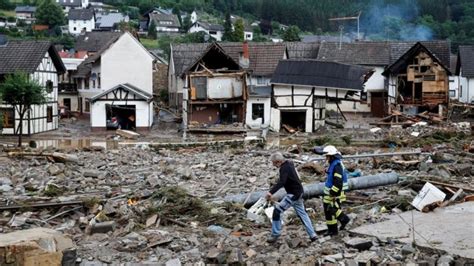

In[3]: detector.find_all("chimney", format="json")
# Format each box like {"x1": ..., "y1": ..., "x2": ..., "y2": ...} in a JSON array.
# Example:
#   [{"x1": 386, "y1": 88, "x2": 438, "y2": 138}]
[{"x1": 239, "y1": 41, "x2": 249, "y2": 68}]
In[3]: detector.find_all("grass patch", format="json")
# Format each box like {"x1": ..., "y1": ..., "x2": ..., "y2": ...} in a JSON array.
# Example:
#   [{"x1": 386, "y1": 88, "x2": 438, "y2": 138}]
[
  {"x1": 140, "y1": 38, "x2": 159, "y2": 49},
  {"x1": 43, "y1": 184, "x2": 64, "y2": 197},
  {"x1": 0, "y1": 9, "x2": 16, "y2": 17}
]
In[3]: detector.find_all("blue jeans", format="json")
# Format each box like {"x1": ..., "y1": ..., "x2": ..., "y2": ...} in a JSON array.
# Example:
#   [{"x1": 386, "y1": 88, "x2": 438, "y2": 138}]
[{"x1": 271, "y1": 194, "x2": 317, "y2": 238}]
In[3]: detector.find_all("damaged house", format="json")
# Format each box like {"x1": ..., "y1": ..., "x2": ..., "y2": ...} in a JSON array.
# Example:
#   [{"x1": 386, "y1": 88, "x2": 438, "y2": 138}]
[
  {"x1": 288, "y1": 40, "x2": 452, "y2": 117},
  {"x1": 72, "y1": 32, "x2": 155, "y2": 131},
  {"x1": 270, "y1": 60, "x2": 372, "y2": 132},
  {"x1": 182, "y1": 42, "x2": 247, "y2": 133},
  {"x1": 169, "y1": 41, "x2": 287, "y2": 130},
  {"x1": 383, "y1": 42, "x2": 451, "y2": 115}
]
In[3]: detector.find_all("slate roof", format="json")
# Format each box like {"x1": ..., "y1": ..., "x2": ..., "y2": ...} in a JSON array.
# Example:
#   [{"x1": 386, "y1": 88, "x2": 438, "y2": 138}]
[
  {"x1": 286, "y1": 42, "x2": 320, "y2": 59},
  {"x1": 457, "y1": 45, "x2": 474, "y2": 77},
  {"x1": 384, "y1": 42, "x2": 451, "y2": 76},
  {"x1": 172, "y1": 42, "x2": 287, "y2": 77},
  {"x1": 0, "y1": 40, "x2": 65, "y2": 75},
  {"x1": 271, "y1": 59, "x2": 371, "y2": 91},
  {"x1": 301, "y1": 35, "x2": 350, "y2": 43},
  {"x1": 389, "y1": 41, "x2": 451, "y2": 68},
  {"x1": 317, "y1": 42, "x2": 390, "y2": 66},
  {"x1": 57, "y1": 0, "x2": 81, "y2": 7},
  {"x1": 150, "y1": 12, "x2": 180, "y2": 28},
  {"x1": 68, "y1": 8, "x2": 94, "y2": 20},
  {"x1": 15, "y1": 6, "x2": 36, "y2": 13},
  {"x1": 95, "y1": 13, "x2": 127, "y2": 29},
  {"x1": 90, "y1": 83, "x2": 152, "y2": 102},
  {"x1": 75, "y1": 31, "x2": 122, "y2": 52},
  {"x1": 192, "y1": 21, "x2": 224, "y2": 31}
]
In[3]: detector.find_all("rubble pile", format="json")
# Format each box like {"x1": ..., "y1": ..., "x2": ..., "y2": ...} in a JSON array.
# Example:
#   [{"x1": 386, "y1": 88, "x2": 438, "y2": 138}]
[{"x1": 0, "y1": 125, "x2": 472, "y2": 264}]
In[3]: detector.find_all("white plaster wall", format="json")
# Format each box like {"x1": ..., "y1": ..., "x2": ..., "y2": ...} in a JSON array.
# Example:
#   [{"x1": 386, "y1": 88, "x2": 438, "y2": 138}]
[
  {"x1": 207, "y1": 77, "x2": 243, "y2": 98},
  {"x1": 68, "y1": 18, "x2": 95, "y2": 35},
  {"x1": 61, "y1": 58, "x2": 84, "y2": 71},
  {"x1": 449, "y1": 75, "x2": 459, "y2": 100},
  {"x1": 247, "y1": 76, "x2": 271, "y2": 86},
  {"x1": 270, "y1": 107, "x2": 280, "y2": 131},
  {"x1": 210, "y1": 31, "x2": 223, "y2": 42},
  {"x1": 326, "y1": 101, "x2": 371, "y2": 113},
  {"x1": 244, "y1": 31, "x2": 253, "y2": 41},
  {"x1": 246, "y1": 97, "x2": 270, "y2": 129},
  {"x1": 58, "y1": 95, "x2": 79, "y2": 112},
  {"x1": 365, "y1": 67, "x2": 385, "y2": 92},
  {"x1": 156, "y1": 26, "x2": 179, "y2": 32},
  {"x1": 91, "y1": 101, "x2": 152, "y2": 128},
  {"x1": 101, "y1": 33, "x2": 153, "y2": 94},
  {"x1": 188, "y1": 24, "x2": 207, "y2": 34},
  {"x1": 387, "y1": 75, "x2": 397, "y2": 105}
]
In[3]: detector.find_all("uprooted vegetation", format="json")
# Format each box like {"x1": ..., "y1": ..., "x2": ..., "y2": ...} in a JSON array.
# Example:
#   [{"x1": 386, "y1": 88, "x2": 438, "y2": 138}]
[{"x1": 146, "y1": 186, "x2": 252, "y2": 229}]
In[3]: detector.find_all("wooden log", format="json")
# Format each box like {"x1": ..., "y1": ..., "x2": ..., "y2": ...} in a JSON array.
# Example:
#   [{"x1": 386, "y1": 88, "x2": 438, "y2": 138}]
[{"x1": 116, "y1": 129, "x2": 140, "y2": 139}]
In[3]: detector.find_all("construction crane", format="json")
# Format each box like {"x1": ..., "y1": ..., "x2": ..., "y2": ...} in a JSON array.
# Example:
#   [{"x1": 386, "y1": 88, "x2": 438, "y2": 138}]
[{"x1": 329, "y1": 11, "x2": 362, "y2": 41}]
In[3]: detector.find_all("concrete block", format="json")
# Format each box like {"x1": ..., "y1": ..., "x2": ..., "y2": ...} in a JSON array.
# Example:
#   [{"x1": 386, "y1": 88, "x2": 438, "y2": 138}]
[{"x1": 0, "y1": 228, "x2": 74, "y2": 266}]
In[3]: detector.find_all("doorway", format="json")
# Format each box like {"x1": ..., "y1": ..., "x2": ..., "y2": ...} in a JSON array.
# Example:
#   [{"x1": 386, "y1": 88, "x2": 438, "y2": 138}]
[{"x1": 281, "y1": 110, "x2": 306, "y2": 132}]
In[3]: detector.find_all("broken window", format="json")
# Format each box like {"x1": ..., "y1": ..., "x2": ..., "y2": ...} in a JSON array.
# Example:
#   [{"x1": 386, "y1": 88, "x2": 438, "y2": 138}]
[
  {"x1": 252, "y1": 103, "x2": 264, "y2": 124},
  {"x1": 0, "y1": 108, "x2": 14, "y2": 128},
  {"x1": 45, "y1": 80, "x2": 53, "y2": 93},
  {"x1": 47, "y1": 106, "x2": 53, "y2": 122},
  {"x1": 85, "y1": 100, "x2": 90, "y2": 112},
  {"x1": 191, "y1": 77, "x2": 207, "y2": 100}
]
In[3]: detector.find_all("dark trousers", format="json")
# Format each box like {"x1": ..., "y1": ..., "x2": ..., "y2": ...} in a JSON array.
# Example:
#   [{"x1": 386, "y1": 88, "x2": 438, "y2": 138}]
[{"x1": 323, "y1": 198, "x2": 349, "y2": 234}]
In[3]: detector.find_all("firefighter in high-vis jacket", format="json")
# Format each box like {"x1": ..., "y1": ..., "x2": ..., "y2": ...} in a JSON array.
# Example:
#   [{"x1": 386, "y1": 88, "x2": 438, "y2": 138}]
[{"x1": 322, "y1": 145, "x2": 350, "y2": 236}]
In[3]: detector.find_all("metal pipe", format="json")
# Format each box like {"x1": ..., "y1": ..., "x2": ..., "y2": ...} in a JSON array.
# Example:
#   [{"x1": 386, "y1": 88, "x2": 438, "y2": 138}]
[
  {"x1": 306, "y1": 151, "x2": 426, "y2": 162},
  {"x1": 221, "y1": 172, "x2": 399, "y2": 207}
]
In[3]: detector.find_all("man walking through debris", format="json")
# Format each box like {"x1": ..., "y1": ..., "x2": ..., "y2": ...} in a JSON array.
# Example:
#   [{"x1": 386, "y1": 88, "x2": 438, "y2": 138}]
[
  {"x1": 322, "y1": 145, "x2": 350, "y2": 236},
  {"x1": 266, "y1": 152, "x2": 317, "y2": 243}
]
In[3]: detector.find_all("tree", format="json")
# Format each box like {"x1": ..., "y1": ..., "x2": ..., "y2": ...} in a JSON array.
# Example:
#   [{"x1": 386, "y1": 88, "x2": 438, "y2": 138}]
[
  {"x1": 36, "y1": 0, "x2": 65, "y2": 28},
  {"x1": 148, "y1": 20, "x2": 157, "y2": 39},
  {"x1": 181, "y1": 14, "x2": 192, "y2": 32},
  {"x1": 0, "y1": 72, "x2": 46, "y2": 147},
  {"x1": 232, "y1": 18, "x2": 244, "y2": 41},
  {"x1": 0, "y1": 0, "x2": 13, "y2": 10},
  {"x1": 222, "y1": 10, "x2": 233, "y2": 41},
  {"x1": 282, "y1": 25, "x2": 301, "y2": 41}
]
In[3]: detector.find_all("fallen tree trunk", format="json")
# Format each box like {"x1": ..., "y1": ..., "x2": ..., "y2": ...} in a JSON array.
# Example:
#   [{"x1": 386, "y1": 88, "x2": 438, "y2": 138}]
[{"x1": 222, "y1": 172, "x2": 399, "y2": 207}]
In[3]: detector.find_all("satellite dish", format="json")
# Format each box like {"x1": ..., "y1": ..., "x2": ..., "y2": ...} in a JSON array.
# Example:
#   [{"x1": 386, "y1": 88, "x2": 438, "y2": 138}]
[{"x1": 90, "y1": 73, "x2": 97, "y2": 81}]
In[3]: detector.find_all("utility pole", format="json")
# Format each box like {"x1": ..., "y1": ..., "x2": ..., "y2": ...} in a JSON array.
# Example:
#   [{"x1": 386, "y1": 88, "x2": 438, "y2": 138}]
[{"x1": 329, "y1": 11, "x2": 362, "y2": 40}]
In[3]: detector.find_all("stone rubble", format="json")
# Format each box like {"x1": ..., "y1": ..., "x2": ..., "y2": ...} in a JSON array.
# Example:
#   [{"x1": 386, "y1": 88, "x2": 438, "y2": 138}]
[{"x1": 0, "y1": 124, "x2": 472, "y2": 264}]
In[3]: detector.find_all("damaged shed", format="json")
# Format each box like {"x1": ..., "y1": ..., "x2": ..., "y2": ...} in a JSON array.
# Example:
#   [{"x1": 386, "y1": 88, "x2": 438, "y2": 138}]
[
  {"x1": 270, "y1": 59, "x2": 372, "y2": 132},
  {"x1": 383, "y1": 42, "x2": 451, "y2": 115},
  {"x1": 182, "y1": 42, "x2": 247, "y2": 132}
]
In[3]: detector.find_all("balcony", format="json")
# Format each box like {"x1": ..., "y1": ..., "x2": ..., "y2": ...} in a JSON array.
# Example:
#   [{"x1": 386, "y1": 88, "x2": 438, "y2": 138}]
[{"x1": 58, "y1": 83, "x2": 78, "y2": 94}]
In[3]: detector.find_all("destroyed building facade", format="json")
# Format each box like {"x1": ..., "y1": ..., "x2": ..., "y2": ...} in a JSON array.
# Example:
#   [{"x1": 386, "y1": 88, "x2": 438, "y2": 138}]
[
  {"x1": 182, "y1": 42, "x2": 247, "y2": 132},
  {"x1": 169, "y1": 41, "x2": 287, "y2": 131},
  {"x1": 383, "y1": 42, "x2": 451, "y2": 115},
  {"x1": 270, "y1": 59, "x2": 372, "y2": 132}
]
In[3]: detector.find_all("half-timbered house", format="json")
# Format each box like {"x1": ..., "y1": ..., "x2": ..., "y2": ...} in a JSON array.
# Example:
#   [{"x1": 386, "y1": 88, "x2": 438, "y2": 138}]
[
  {"x1": 270, "y1": 59, "x2": 372, "y2": 132},
  {"x1": 0, "y1": 40, "x2": 66, "y2": 135}
]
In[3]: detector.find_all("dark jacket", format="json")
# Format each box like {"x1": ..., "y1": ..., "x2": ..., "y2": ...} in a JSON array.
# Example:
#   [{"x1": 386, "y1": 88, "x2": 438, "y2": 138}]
[{"x1": 269, "y1": 160, "x2": 304, "y2": 200}]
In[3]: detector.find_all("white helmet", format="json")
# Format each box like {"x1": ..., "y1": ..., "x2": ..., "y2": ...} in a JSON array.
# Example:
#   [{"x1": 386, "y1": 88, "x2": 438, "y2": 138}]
[{"x1": 323, "y1": 145, "x2": 340, "y2": 156}]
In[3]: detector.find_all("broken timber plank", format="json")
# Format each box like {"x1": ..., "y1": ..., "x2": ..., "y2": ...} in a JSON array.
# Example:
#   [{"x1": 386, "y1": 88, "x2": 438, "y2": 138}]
[
  {"x1": 440, "y1": 189, "x2": 463, "y2": 207},
  {"x1": 116, "y1": 129, "x2": 140, "y2": 139}
]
